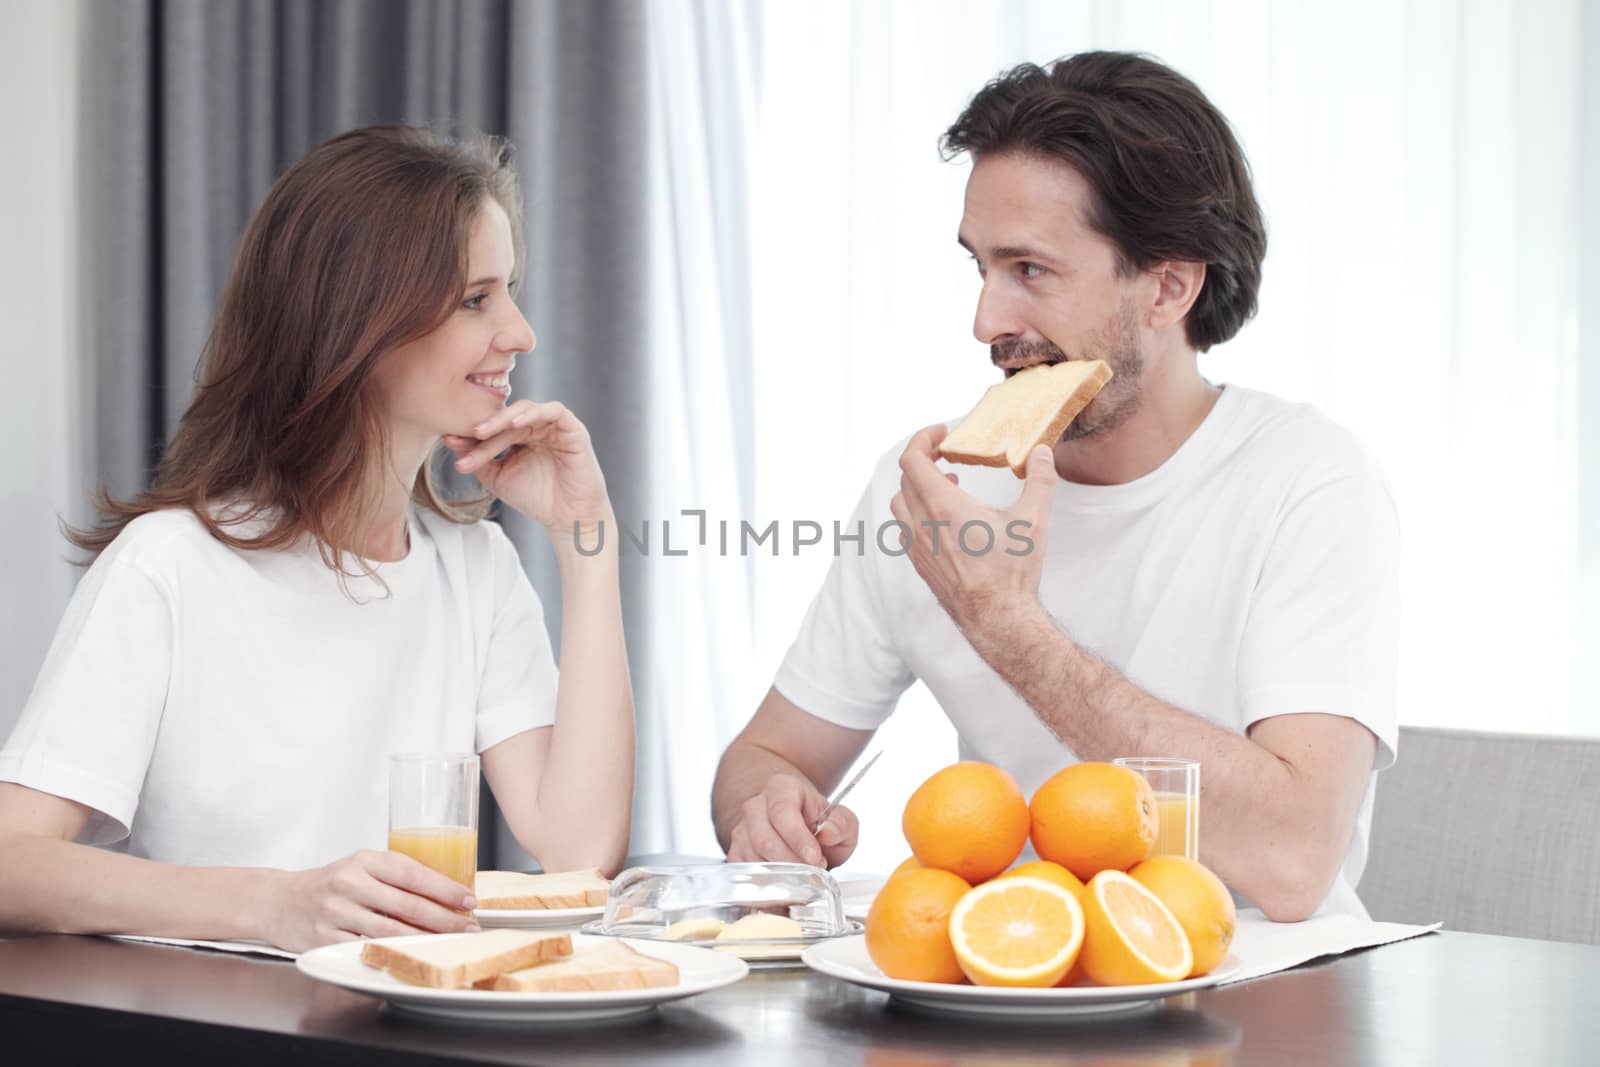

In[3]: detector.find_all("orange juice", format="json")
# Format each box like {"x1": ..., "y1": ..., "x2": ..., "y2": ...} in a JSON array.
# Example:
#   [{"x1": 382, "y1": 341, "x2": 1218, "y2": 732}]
[
  {"x1": 1153, "y1": 791, "x2": 1198, "y2": 859},
  {"x1": 388, "y1": 824, "x2": 478, "y2": 889}
]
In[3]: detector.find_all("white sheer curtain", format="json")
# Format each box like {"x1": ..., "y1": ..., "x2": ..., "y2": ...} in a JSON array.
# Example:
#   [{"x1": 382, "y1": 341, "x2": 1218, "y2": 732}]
[
  {"x1": 740, "y1": 0, "x2": 1588, "y2": 872},
  {"x1": 0, "y1": 0, "x2": 85, "y2": 744},
  {"x1": 636, "y1": 0, "x2": 763, "y2": 855}
]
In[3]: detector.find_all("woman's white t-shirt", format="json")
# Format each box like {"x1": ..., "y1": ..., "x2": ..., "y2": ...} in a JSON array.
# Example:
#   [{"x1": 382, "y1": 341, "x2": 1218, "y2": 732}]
[
  {"x1": 0, "y1": 506, "x2": 558, "y2": 871},
  {"x1": 774, "y1": 385, "x2": 1400, "y2": 918}
]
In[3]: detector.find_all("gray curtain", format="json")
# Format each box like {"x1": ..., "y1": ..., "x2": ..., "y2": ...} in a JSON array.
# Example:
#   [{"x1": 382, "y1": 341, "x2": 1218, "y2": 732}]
[{"x1": 82, "y1": 0, "x2": 656, "y2": 868}]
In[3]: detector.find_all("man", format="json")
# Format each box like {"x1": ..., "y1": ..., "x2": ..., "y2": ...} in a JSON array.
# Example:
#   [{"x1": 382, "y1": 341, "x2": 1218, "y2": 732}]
[{"x1": 712, "y1": 52, "x2": 1398, "y2": 921}]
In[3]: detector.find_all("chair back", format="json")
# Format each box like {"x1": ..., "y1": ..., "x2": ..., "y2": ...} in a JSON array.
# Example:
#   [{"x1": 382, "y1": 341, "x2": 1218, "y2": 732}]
[{"x1": 1361, "y1": 726, "x2": 1600, "y2": 944}]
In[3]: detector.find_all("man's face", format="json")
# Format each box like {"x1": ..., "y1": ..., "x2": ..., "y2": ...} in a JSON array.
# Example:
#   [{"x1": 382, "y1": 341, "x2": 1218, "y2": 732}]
[{"x1": 958, "y1": 152, "x2": 1146, "y2": 441}]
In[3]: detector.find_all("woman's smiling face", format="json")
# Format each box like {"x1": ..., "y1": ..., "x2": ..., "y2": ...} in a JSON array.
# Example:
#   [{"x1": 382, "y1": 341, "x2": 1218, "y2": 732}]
[{"x1": 373, "y1": 197, "x2": 536, "y2": 441}]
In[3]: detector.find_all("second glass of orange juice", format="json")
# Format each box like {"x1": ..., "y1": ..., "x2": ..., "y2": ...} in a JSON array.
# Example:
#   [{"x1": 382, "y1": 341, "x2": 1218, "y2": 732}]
[
  {"x1": 1113, "y1": 757, "x2": 1199, "y2": 860},
  {"x1": 388, "y1": 753, "x2": 479, "y2": 893}
]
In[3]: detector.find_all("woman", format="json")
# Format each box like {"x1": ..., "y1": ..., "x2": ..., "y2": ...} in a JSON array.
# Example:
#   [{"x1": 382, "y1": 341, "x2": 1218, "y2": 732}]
[{"x1": 0, "y1": 126, "x2": 634, "y2": 951}]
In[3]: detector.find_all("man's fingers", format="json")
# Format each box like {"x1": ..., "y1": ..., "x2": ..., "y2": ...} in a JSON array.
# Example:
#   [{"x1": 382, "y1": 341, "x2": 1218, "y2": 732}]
[
  {"x1": 817, "y1": 804, "x2": 860, "y2": 868},
  {"x1": 744, "y1": 818, "x2": 807, "y2": 863},
  {"x1": 767, "y1": 794, "x2": 825, "y2": 866},
  {"x1": 815, "y1": 802, "x2": 858, "y2": 848},
  {"x1": 887, "y1": 492, "x2": 919, "y2": 554},
  {"x1": 726, "y1": 823, "x2": 753, "y2": 862},
  {"x1": 899, "y1": 424, "x2": 960, "y2": 504},
  {"x1": 1015, "y1": 444, "x2": 1058, "y2": 525}
]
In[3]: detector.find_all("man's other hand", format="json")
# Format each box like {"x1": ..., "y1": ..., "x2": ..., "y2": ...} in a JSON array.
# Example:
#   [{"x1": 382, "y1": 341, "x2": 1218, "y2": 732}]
[{"x1": 724, "y1": 773, "x2": 860, "y2": 869}]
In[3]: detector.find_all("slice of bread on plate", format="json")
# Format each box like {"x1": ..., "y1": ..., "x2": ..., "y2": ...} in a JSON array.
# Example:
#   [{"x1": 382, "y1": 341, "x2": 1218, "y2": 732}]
[
  {"x1": 359, "y1": 930, "x2": 572, "y2": 989},
  {"x1": 474, "y1": 868, "x2": 611, "y2": 910},
  {"x1": 938, "y1": 359, "x2": 1113, "y2": 478},
  {"x1": 475, "y1": 940, "x2": 679, "y2": 992}
]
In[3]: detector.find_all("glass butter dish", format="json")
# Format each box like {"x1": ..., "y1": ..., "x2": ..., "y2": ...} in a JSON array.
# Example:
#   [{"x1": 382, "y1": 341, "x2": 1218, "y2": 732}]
[{"x1": 580, "y1": 862, "x2": 862, "y2": 965}]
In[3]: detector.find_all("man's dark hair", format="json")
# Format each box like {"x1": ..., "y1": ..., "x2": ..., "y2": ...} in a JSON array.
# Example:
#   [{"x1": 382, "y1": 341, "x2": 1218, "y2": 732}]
[{"x1": 942, "y1": 52, "x2": 1266, "y2": 352}]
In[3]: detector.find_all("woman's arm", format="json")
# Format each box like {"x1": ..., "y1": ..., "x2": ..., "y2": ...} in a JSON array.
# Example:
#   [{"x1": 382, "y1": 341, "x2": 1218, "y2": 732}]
[
  {"x1": 0, "y1": 782, "x2": 480, "y2": 950},
  {"x1": 482, "y1": 530, "x2": 635, "y2": 875},
  {"x1": 451, "y1": 400, "x2": 636, "y2": 875}
]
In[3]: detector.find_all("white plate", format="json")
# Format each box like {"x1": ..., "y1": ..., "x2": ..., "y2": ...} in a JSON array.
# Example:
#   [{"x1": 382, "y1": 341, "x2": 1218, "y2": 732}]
[
  {"x1": 474, "y1": 904, "x2": 605, "y2": 930},
  {"x1": 296, "y1": 933, "x2": 748, "y2": 1024},
  {"x1": 802, "y1": 936, "x2": 1239, "y2": 1017}
]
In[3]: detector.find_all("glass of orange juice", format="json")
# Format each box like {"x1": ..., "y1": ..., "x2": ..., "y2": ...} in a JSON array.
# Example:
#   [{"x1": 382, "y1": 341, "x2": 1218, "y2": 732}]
[
  {"x1": 388, "y1": 753, "x2": 479, "y2": 895},
  {"x1": 1113, "y1": 757, "x2": 1199, "y2": 861}
]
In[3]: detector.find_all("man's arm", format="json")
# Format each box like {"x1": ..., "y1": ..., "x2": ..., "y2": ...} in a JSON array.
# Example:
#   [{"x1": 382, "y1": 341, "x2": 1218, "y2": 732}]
[
  {"x1": 890, "y1": 427, "x2": 1379, "y2": 921},
  {"x1": 712, "y1": 687, "x2": 874, "y2": 868},
  {"x1": 970, "y1": 606, "x2": 1375, "y2": 920}
]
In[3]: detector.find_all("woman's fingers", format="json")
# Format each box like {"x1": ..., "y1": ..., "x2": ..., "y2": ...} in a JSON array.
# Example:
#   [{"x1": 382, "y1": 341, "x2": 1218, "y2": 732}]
[
  {"x1": 327, "y1": 894, "x2": 434, "y2": 940},
  {"x1": 364, "y1": 850, "x2": 477, "y2": 911},
  {"x1": 472, "y1": 399, "x2": 571, "y2": 440},
  {"x1": 454, "y1": 420, "x2": 570, "y2": 473}
]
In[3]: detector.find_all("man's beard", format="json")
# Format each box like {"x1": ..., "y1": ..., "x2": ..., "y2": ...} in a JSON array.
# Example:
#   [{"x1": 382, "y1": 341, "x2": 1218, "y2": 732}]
[{"x1": 989, "y1": 301, "x2": 1143, "y2": 443}]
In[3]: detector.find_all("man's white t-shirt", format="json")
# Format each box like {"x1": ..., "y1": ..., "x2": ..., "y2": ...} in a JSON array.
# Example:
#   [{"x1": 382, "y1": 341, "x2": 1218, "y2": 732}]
[
  {"x1": 0, "y1": 506, "x2": 559, "y2": 871},
  {"x1": 774, "y1": 384, "x2": 1399, "y2": 917}
]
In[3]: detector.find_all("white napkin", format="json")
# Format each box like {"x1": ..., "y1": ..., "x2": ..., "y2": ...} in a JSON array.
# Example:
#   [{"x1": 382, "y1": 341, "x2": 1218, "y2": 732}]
[
  {"x1": 1217, "y1": 910, "x2": 1439, "y2": 986},
  {"x1": 105, "y1": 934, "x2": 299, "y2": 961},
  {"x1": 833, "y1": 879, "x2": 1439, "y2": 984}
]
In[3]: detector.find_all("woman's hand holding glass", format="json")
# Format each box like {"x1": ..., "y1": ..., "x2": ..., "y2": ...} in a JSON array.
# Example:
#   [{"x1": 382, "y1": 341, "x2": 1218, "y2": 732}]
[
  {"x1": 443, "y1": 400, "x2": 613, "y2": 544},
  {"x1": 265, "y1": 849, "x2": 480, "y2": 952}
]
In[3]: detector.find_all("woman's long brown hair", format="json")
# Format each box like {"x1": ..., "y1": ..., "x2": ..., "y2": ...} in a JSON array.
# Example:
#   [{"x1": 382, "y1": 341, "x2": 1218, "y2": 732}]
[{"x1": 67, "y1": 125, "x2": 524, "y2": 575}]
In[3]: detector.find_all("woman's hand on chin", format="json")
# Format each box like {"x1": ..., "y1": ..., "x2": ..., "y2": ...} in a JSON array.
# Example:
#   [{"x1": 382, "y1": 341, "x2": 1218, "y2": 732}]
[{"x1": 442, "y1": 400, "x2": 614, "y2": 543}]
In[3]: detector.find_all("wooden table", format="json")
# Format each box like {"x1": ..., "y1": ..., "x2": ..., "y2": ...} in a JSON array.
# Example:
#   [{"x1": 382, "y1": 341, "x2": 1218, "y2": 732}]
[{"x1": 0, "y1": 926, "x2": 1591, "y2": 1064}]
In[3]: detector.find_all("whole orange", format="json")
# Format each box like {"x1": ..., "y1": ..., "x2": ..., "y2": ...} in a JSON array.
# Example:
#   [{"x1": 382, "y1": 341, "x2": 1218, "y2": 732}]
[
  {"x1": 1129, "y1": 855, "x2": 1236, "y2": 977},
  {"x1": 1029, "y1": 762, "x2": 1158, "y2": 881},
  {"x1": 995, "y1": 859, "x2": 1086, "y2": 898},
  {"x1": 891, "y1": 856, "x2": 922, "y2": 877},
  {"x1": 902, "y1": 762, "x2": 1030, "y2": 883},
  {"x1": 864, "y1": 867, "x2": 971, "y2": 983}
]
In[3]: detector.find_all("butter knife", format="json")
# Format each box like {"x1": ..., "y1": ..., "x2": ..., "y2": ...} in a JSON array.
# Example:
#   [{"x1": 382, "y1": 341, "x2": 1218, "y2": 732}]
[{"x1": 814, "y1": 750, "x2": 883, "y2": 834}]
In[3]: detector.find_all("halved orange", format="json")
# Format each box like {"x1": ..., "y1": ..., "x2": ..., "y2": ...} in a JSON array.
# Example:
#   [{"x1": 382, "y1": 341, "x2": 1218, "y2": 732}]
[
  {"x1": 947, "y1": 876, "x2": 1084, "y2": 987},
  {"x1": 1080, "y1": 869, "x2": 1193, "y2": 985}
]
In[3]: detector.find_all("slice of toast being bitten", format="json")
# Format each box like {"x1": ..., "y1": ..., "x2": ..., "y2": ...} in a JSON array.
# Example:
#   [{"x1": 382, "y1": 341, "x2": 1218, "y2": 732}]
[{"x1": 938, "y1": 360, "x2": 1113, "y2": 478}]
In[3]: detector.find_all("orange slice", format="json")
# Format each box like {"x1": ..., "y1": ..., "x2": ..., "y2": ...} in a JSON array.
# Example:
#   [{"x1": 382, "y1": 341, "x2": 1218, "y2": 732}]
[
  {"x1": 1080, "y1": 869, "x2": 1194, "y2": 985},
  {"x1": 947, "y1": 876, "x2": 1085, "y2": 987}
]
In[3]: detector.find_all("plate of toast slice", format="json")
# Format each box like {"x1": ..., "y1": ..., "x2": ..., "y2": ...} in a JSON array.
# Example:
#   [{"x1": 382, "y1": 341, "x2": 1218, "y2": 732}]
[
  {"x1": 472, "y1": 868, "x2": 609, "y2": 930},
  {"x1": 296, "y1": 929, "x2": 747, "y2": 1023}
]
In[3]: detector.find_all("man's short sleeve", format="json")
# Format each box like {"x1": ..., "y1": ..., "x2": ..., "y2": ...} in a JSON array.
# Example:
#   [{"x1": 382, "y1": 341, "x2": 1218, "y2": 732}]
[
  {"x1": 0, "y1": 554, "x2": 174, "y2": 844},
  {"x1": 474, "y1": 524, "x2": 560, "y2": 752},
  {"x1": 773, "y1": 479, "x2": 915, "y2": 730},
  {"x1": 1237, "y1": 472, "x2": 1401, "y2": 769}
]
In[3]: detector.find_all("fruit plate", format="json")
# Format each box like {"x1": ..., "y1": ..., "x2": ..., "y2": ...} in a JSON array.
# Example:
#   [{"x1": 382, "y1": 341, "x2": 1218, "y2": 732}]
[
  {"x1": 802, "y1": 935, "x2": 1238, "y2": 1017},
  {"x1": 474, "y1": 904, "x2": 605, "y2": 930},
  {"x1": 295, "y1": 933, "x2": 748, "y2": 1025}
]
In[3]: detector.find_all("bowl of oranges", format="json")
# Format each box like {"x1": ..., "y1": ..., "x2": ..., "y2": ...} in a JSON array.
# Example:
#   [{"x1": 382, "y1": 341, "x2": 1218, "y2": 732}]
[{"x1": 802, "y1": 760, "x2": 1239, "y2": 1016}]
